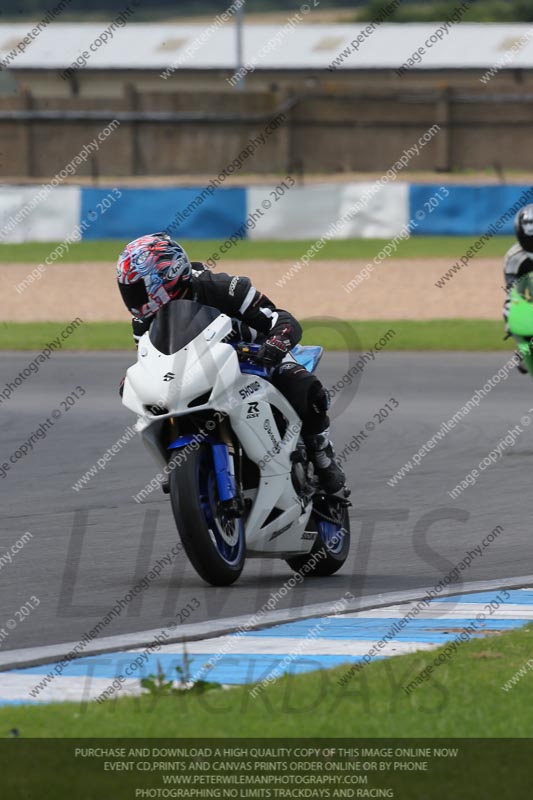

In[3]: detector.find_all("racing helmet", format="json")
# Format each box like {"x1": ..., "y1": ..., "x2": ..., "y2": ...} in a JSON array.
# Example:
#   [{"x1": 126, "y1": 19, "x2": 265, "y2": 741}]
[
  {"x1": 116, "y1": 232, "x2": 192, "y2": 317},
  {"x1": 515, "y1": 205, "x2": 533, "y2": 253}
]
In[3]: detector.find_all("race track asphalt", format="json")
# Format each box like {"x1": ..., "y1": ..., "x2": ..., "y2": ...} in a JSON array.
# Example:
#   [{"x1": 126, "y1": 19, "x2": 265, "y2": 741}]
[{"x1": 1, "y1": 350, "x2": 532, "y2": 652}]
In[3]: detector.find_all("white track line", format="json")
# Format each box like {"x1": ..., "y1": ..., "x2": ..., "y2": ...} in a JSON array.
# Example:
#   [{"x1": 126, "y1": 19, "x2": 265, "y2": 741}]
[
  {"x1": 0, "y1": 674, "x2": 140, "y2": 704},
  {"x1": 341, "y1": 602, "x2": 533, "y2": 620},
  {"x1": 146, "y1": 637, "x2": 437, "y2": 657},
  {"x1": 1, "y1": 574, "x2": 532, "y2": 671}
]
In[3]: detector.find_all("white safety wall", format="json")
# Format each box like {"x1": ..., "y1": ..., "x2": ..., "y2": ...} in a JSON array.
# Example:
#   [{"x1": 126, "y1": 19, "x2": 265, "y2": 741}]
[
  {"x1": 0, "y1": 182, "x2": 411, "y2": 242},
  {"x1": 246, "y1": 182, "x2": 409, "y2": 240},
  {"x1": 0, "y1": 186, "x2": 81, "y2": 244}
]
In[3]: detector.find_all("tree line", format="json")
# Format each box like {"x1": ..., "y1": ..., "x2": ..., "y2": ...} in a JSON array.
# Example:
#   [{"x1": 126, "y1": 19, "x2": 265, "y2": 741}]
[{"x1": 2, "y1": 0, "x2": 530, "y2": 22}]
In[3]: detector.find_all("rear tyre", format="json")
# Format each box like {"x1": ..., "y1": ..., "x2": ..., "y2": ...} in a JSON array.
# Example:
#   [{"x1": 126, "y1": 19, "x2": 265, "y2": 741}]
[
  {"x1": 169, "y1": 444, "x2": 245, "y2": 586},
  {"x1": 285, "y1": 498, "x2": 350, "y2": 577}
]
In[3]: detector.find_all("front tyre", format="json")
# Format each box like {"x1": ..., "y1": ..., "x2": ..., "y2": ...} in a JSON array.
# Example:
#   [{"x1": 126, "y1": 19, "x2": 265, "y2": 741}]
[
  {"x1": 169, "y1": 444, "x2": 245, "y2": 586},
  {"x1": 285, "y1": 497, "x2": 350, "y2": 577}
]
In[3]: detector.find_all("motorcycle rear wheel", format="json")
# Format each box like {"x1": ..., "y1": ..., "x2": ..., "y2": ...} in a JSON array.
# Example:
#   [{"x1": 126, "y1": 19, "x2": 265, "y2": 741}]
[{"x1": 285, "y1": 498, "x2": 350, "y2": 577}]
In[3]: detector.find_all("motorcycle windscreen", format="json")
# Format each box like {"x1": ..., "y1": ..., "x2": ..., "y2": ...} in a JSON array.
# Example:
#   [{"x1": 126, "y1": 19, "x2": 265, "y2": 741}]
[{"x1": 149, "y1": 299, "x2": 222, "y2": 355}]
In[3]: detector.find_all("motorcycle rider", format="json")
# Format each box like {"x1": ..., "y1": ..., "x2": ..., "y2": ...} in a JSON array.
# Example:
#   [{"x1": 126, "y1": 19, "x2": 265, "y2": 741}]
[
  {"x1": 503, "y1": 204, "x2": 533, "y2": 373},
  {"x1": 116, "y1": 232, "x2": 346, "y2": 494}
]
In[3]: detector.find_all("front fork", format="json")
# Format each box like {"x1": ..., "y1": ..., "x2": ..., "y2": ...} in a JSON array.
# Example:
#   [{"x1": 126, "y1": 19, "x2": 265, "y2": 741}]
[
  {"x1": 210, "y1": 443, "x2": 241, "y2": 518},
  {"x1": 168, "y1": 416, "x2": 244, "y2": 518}
]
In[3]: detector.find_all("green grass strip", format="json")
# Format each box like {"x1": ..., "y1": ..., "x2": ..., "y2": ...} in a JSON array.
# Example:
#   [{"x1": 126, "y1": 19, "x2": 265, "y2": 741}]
[
  {"x1": 1, "y1": 623, "x2": 531, "y2": 738},
  {"x1": 0, "y1": 320, "x2": 512, "y2": 351},
  {"x1": 301, "y1": 320, "x2": 512, "y2": 352},
  {"x1": 0, "y1": 236, "x2": 513, "y2": 263},
  {"x1": 0, "y1": 322, "x2": 132, "y2": 350}
]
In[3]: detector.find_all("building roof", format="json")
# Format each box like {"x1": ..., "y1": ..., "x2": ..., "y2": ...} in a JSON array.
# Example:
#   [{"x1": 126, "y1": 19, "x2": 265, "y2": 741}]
[{"x1": 1, "y1": 22, "x2": 533, "y2": 71}]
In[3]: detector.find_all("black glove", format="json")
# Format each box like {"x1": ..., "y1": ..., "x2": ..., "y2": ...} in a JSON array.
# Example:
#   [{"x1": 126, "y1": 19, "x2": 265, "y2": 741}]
[
  {"x1": 132, "y1": 315, "x2": 152, "y2": 345},
  {"x1": 257, "y1": 335, "x2": 292, "y2": 366}
]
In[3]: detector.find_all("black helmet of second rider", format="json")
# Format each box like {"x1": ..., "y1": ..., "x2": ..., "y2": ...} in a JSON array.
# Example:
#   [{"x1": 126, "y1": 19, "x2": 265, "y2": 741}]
[{"x1": 515, "y1": 204, "x2": 533, "y2": 252}]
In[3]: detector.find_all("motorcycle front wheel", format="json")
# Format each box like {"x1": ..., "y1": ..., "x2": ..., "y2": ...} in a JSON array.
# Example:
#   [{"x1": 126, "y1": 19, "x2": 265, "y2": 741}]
[{"x1": 169, "y1": 444, "x2": 245, "y2": 586}]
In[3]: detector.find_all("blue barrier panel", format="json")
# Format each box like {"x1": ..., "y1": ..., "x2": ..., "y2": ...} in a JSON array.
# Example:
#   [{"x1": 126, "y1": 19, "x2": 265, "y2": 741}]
[
  {"x1": 80, "y1": 187, "x2": 247, "y2": 240},
  {"x1": 409, "y1": 184, "x2": 533, "y2": 236}
]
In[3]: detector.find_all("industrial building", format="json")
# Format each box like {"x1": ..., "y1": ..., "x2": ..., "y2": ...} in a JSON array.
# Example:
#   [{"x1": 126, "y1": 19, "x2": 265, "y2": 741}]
[{"x1": 1, "y1": 22, "x2": 532, "y2": 176}]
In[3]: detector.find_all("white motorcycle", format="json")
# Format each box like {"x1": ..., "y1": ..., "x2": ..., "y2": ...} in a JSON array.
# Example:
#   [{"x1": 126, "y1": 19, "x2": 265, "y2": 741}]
[{"x1": 122, "y1": 299, "x2": 351, "y2": 586}]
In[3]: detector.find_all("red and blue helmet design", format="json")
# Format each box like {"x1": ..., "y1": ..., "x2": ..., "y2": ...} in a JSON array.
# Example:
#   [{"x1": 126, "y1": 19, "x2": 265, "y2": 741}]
[{"x1": 116, "y1": 232, "x2": 192, "y2": 317}]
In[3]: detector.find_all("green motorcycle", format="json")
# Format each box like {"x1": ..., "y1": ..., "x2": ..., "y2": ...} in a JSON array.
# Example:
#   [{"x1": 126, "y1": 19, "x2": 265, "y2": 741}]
[{"x1": 508, "y1": 273, "x2": 533, "y2": 376}]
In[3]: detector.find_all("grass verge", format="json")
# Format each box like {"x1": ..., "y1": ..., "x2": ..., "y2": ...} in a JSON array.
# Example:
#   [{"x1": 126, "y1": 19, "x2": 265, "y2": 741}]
[
  {"x1": 0, "y1": 320, "x2": 513, "y2": 351},
  {"x1": 0, "y1": 236, "x2": 513, "y2": 263},
  {"x1": 0, "y1": 624, "x2": 531, "y2": 738},
  {"x1": 0, "y1": 321, "x2": 133, "y2": 350}
]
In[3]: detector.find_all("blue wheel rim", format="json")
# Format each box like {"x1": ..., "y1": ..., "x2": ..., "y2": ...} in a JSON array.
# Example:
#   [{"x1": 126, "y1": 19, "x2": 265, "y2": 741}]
[
  {"x1": 198, "y1": 450, "x2": 244, "y2": 566},
  {"x1": 318, "y1": 519, "x2": 345, "y2": 555}
]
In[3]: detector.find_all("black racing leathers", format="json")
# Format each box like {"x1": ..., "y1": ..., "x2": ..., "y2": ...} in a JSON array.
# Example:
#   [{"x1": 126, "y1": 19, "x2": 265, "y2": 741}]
[
  {"x1": 131, "y1": 264, "x2": 301, "y2": 348},
  {"x1": 190, "y1": 268, "x2": 302, "y2": 348}
]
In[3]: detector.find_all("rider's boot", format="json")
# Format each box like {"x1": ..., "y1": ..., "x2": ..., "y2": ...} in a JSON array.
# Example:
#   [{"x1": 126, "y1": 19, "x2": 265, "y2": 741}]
[
  {"x1": 504, "y1": 321, "x2": 527, "y2": 374},
  {"x1": 516, "y1": 351, "x2": 528, "y2": 374},
  {"x1": 304, "y1": 430, "x2": 346, "y2": 494}
]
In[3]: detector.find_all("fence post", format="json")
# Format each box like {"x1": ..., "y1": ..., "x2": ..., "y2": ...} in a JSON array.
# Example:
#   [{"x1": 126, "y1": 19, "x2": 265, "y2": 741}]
[
  {"x1": 22, "y1": 88, "x2": 35, "y2": 177},
  {"x1": 435, "y1": 86, "x2": 453, "y2": 172}
]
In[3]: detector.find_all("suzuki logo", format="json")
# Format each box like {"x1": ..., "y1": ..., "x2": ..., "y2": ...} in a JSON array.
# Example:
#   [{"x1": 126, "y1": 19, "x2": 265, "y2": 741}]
[{"x1": 163, "y1": 372, "x2": 175, "y2": 382}]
